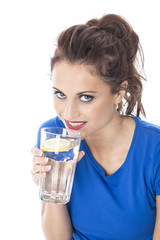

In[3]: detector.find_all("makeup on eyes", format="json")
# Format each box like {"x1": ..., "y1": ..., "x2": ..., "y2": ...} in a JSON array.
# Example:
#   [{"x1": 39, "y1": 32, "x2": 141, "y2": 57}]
[{"x1": 52, "y1": 87, "x2": 96, "y2": 103}]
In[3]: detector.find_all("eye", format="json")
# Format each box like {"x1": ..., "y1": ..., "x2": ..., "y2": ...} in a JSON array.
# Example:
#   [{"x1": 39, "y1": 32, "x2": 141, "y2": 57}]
[
  {"x1": 54, "y1": 91, "x2": 66, "y2": 99},
  {"x1": 80, "y1": 95, "x2": 94, "y2": 102}
]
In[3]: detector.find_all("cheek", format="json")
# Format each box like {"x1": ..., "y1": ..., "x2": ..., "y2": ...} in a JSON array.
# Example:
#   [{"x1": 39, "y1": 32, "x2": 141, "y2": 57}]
[
  {"x1": 53, "y1": 98, "x2": 62, "y2": 114},
  {"x1": 84, "y1": 99, "x2": 115, "y2": 119}
]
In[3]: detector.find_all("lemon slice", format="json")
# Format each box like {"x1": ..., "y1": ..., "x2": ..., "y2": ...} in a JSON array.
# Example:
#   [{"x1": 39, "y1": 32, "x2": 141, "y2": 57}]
[{"x1": 41, "y1": 138, "x2": 71, "y2": 152}]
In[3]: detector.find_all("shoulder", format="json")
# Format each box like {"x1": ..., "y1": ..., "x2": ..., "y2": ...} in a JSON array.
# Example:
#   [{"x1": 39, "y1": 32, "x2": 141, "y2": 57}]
[
  {"x1": 134, "y1": 116, "x2": 160, "y2": 158},
  {"x1": 134, "y1": 116, "x2": 160, "y2": 142},
  {"x1": 132, "y1": 116, "x2": 160, "y2": 159},
  {"x1": 133, "y1": 117, "x2": 160, "y2": 195}
]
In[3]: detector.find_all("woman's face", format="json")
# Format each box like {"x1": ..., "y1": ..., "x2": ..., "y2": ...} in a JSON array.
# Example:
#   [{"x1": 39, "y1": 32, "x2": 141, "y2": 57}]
[{"x1": 51, "y1": 61, "x2": 120, "y2": 140}]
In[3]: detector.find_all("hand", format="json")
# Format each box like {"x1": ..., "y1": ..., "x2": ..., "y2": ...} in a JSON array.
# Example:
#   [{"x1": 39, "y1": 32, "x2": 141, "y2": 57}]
[
  {"x1": 31, "y1": 147, "x2": 85, "y2": 185},
  {"x1": 31, "y1": 147, "x2": 51, "y2": 185}
]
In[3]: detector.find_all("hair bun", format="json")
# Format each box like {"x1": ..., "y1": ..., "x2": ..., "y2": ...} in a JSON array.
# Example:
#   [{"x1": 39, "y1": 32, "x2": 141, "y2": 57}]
[
  {"x1": 98, "y1": 14, "x2": 131, "y2": 39},
  {"x1": 86, "y1": 14, "x2": 131, "y2": 38},
  {"x1": 86, "y1": 14, "x2": 139, "y2": 64},
  {"x1": 97, "y1": 14, "x2": 139, "y2": 64}
]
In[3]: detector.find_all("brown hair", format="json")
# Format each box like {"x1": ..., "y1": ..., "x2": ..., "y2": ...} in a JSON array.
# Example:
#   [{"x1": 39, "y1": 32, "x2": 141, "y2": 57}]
[{"x1": 51, "y1": 14, "x2": 146, "y2": 117}]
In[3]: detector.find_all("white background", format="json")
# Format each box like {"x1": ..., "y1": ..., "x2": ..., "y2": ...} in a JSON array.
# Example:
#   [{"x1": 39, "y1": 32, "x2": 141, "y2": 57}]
[{"x1": 0, "y1": 0, "x2": 160, "y2": 239}]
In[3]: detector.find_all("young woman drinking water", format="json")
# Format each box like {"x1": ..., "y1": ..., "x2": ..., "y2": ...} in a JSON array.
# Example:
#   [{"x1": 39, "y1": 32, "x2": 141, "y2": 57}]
[{"x1": 31, "y1": 14, "x2": 160, "y2": 240}]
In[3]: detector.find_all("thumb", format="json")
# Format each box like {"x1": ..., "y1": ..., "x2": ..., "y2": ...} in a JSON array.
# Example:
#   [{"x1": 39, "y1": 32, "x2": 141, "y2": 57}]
[{"x1": 77, "y1": 151, "x2": 85, "y2": 162}]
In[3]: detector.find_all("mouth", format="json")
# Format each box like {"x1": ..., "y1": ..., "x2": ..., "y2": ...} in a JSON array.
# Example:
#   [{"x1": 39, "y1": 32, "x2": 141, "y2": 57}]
[{"x1": 64, "y1": 119, "x2": 87, "y2": 130}]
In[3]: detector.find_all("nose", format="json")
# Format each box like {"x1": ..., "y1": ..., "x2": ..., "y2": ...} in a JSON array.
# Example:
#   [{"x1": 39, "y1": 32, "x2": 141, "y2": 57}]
[{"x1": 63, "y1": 100, "x2": 80, "y2": 120}]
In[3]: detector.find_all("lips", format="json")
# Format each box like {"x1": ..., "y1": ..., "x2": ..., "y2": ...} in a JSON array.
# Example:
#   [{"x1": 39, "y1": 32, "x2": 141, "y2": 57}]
[{"x1": 64, "y1": 120, "x2": 87, "y2": 130}]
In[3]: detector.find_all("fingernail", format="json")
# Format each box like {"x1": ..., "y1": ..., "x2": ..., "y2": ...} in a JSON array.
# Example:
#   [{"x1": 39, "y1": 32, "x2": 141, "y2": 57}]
[
  {"x1": 44, "y1": 158, "x2": 49, "y2": 163},
  {"x1": 46, "y1": 165, "x2": 51, "y2": 170},
  {"x1": 82, "y1": 151, "x2": 85, "y2": 156},
  {"x1": 40, "y1": 152, "x2": 43, "y2": 157}
]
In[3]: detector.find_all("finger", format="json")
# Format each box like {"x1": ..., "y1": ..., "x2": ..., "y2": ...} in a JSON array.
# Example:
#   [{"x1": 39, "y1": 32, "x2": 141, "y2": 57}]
[
  {"x1": 33, "y1": 156, "x2": 50, "y2": 165},
  {"x1": 31, "y1": 170, "x2": 46, "y2": 185},
  {"x1": 31, "y1": 147, "x2": 45, "y2": 157},
  {"x1": 33, "y1": 164, "x2": 51, "y2": 174},
  {"x1": 77, "y1": 151, "x2": 85, "y2": 162}
]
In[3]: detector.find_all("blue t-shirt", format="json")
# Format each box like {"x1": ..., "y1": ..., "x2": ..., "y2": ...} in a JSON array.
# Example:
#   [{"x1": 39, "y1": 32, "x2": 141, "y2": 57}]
[{"x1": 36, "y1": 116, "x2": 160, "y2": 240}]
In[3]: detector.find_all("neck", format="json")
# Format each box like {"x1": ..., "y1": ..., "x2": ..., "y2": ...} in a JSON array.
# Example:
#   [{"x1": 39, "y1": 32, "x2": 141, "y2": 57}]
[{"x1": 85, "y1": 113, "x2": 134, "y2": 158}]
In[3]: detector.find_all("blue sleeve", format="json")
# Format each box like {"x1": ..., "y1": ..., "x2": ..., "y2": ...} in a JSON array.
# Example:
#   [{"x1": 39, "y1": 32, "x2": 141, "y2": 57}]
[
  {"x1": 153, "y1": 145, "x2": 160, "y2": 195},
  {"x1": 35, "y1": 116, "x2": 65, "y2": 149}
]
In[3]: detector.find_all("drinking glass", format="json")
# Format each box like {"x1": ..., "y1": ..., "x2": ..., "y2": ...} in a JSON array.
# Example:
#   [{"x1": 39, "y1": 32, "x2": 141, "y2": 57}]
[{"x1": 39, "y1": 127, "x2": 81, "y2": 204}]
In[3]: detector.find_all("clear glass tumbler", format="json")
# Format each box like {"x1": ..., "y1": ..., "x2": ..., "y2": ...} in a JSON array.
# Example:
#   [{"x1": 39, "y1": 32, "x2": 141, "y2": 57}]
[{"x1": 39, "y1": 127, "x2": 81, "y2": 204}]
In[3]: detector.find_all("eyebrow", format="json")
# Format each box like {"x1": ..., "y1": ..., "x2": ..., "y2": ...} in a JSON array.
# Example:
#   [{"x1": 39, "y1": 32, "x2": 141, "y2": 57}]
[{"x1": 52, "y1": 87, "x2": 97, "y2": 95}]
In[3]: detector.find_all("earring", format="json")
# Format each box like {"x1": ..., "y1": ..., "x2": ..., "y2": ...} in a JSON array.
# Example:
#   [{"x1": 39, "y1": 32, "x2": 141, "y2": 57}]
[{"x1": 115, "y1": 104, "x2": 119, "y2": 111}]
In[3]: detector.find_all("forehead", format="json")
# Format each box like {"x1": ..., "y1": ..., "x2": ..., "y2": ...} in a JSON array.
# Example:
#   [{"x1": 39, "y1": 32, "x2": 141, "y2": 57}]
[{"x1": 51, "y1": 61, "x2": 111, "y2": 92}]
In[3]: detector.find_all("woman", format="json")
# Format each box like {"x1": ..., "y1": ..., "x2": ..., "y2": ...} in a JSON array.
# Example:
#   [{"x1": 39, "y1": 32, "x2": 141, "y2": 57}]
[{"x1": 31, "y1": 14, "x2": 160, "y2": 240}]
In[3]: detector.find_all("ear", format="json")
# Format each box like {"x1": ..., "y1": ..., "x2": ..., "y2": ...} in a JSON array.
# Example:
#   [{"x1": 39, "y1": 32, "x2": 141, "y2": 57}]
[{"x1": 114, "y1": 81, "x2": 128, "y2": 104}]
